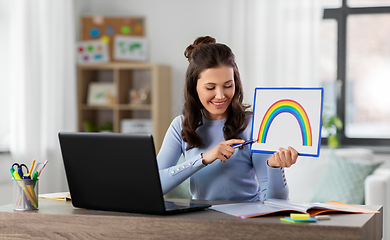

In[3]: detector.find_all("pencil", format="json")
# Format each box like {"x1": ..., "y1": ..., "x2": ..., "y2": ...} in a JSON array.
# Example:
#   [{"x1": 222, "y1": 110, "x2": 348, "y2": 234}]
[
  {"x1": 29, "y1": 159, "x2": 36, "y2": 175},
  {"x1": 38, "y1": 160, "x2": 48, "y2": 176}
]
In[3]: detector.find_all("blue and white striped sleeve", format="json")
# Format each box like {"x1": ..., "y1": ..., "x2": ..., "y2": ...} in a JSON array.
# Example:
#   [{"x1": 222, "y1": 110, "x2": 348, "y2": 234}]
[
  {"x1": 252, "y1": 152, "x2": 289, "y2": 201},
  {"x1": 157, "y1": 116, "x2": 206, "y2": 195}
]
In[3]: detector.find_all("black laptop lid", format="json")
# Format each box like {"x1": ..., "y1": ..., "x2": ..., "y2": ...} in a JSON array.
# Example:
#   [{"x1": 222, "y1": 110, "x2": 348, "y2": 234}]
[{"x1": 58, "y1": 132, "x2": 166, "y2": 214}]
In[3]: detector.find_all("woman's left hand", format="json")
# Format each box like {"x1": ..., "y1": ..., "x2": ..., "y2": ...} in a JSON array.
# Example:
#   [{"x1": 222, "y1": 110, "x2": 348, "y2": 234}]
[{"x1": 267, "y1": 146, "x2": 298, "y2": 168}]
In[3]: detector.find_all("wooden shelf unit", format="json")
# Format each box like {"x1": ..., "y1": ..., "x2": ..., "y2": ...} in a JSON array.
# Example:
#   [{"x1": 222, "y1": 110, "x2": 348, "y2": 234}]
[{"x1": 77, "y1": 62, "x2": 172, "y2": 151}]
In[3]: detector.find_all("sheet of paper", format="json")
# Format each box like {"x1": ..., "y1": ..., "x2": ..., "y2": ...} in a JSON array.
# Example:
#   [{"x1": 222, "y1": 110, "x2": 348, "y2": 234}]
[
  {"x1": 114, "y1": 36, "x2": 147, "y2": 61},
  {"x1": 250, "y1": 88, "x2": 324, "y2": 157},
  {"x1": 39, "y1": 192, "x2": 71, "y2": 201},
  {"x1": 210, "y1": 202, "x2": 287, "y2": 218},
  {"x1": 76, "y1": 40, "x2": 109, "y2": 64}
]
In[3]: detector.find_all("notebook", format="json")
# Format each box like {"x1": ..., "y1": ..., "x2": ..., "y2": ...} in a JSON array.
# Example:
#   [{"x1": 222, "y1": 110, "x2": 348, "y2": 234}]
[{"x1": 58, "y1": 132, "x2": 211, "y2": 215}]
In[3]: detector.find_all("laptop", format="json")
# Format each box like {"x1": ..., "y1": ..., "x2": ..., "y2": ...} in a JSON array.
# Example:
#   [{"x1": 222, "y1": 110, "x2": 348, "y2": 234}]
[{"x1": 58, "y1": 132, "x2": 211, "y2": 215}]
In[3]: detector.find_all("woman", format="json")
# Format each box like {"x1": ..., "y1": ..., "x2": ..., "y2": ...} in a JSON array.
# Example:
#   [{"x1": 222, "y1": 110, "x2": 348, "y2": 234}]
[{"x1": 157, "y1": 36, "x2": 298, "y2": 201}]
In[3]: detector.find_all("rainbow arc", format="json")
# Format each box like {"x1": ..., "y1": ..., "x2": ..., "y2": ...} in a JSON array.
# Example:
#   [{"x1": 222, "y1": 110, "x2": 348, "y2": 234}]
[{"x1": 258, "y1": 99, "x2": 312, "y2": 146}]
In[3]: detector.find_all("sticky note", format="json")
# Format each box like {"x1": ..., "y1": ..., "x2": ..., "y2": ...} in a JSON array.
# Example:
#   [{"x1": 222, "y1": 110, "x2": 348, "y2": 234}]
[
  {"x1": 314, "y1": 215, "x2": 331, "y2": 220},
  {"x1": 281, "y1": 217, "x2": 318, "y2": 223},
  {"x1": 290, "y1": 213, "x2": 310, "y2": 220}
]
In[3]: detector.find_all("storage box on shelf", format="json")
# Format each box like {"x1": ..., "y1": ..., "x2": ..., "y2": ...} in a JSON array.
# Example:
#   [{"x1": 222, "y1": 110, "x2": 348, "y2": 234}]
[{"x1": 77, "y1": 62, "x2": 171, "y2": 151}]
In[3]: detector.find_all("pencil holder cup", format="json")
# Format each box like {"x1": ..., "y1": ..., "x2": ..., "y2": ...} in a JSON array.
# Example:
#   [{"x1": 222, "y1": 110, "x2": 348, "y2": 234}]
[{"x1": 13, "y1": 179, "x2": 39, "y2": 211}]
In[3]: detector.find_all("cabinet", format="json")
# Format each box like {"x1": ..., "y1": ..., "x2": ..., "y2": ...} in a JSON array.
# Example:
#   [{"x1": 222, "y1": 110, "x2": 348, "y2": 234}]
[{"x1": 77, "y1": 62, "x2": 171, "y2": 151}]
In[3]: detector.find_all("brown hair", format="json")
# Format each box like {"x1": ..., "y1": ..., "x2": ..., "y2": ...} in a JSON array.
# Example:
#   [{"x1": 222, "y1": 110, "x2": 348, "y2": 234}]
[{"x1": 181, "y1": 36, "x2": 251, "y2": 150}]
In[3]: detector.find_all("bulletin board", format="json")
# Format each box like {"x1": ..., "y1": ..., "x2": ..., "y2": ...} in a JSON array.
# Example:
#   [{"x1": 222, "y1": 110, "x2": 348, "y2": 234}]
[{"x1": 81, "y1": 16, "x2": 145, "y2": 61}]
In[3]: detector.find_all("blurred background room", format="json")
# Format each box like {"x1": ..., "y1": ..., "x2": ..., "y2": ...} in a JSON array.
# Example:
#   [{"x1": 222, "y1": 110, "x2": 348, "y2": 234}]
[{"x1": 0, "y1": 0, "x2": 390, "y2": 217}]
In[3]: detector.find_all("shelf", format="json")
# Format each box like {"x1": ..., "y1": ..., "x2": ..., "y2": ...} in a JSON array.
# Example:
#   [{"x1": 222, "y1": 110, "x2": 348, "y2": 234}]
[
  {"x1": 77, "y1": 62, "x2": 171, "y2": 152},
  {"x1": 77, "y1": 62, "x2": 156, "y2": 70},
  {"x1": 80, "y1": 104, "x2": 152, "y2": 111},
  {"x1": 80, "y1": 105, "x2": 114, "y2": 110},
  {"x1": 117, "y1": 104, "x2": 152, "y2": 110}
]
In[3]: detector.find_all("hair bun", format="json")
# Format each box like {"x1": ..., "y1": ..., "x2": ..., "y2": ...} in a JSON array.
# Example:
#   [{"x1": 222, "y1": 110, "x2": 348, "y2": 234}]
[{"x1": 184, "y1": 36, "x2": 216, "y2": 61}]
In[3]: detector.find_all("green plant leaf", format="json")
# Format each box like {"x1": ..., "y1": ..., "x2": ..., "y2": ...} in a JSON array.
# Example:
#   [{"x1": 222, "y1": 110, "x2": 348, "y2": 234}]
[{"x1": 328, "y1": 134, "x2": 339, "y2": 148}]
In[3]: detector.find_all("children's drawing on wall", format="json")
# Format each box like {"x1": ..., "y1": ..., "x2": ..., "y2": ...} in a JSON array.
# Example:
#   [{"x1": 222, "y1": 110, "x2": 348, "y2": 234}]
[
  {"x1": 82, "y1": 16, "x2": 145, "y2": 61},
  {"x1": 114, "y1": 36, "x2": 147, "y2": 61},
  {"x1": 76, "y1": 40, "x2": 109, "y2": 64},
  {"x1": 250, "y1": 88, "x2": 324, "y2": 157},
  {"x1": 87, "y1": 82, "x2": 116, "y2": 106}
]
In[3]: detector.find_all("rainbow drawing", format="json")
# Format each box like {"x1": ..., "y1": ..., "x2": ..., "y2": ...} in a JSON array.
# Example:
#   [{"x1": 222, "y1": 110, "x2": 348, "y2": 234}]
[{"x1": 258, "y1": 99, "x2": 312, "y2": 146}]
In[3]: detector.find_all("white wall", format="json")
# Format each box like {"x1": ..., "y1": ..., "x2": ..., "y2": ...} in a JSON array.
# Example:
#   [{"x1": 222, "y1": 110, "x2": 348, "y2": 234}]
[{"x1": 74, "y1": 0, "x2": 233, "y2": 118}]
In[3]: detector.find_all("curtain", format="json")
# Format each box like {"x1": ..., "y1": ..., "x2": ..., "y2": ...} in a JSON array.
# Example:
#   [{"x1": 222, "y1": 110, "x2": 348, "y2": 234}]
[
  {"x1": 0, "y1": 1, "x2": 11, "y2": 151},
  {"x1": 9, "y1": 0, "x2": 76, "y2": 193},
  {"x1": 230, "y1": 0, "x2": 322, "y2": 105}
]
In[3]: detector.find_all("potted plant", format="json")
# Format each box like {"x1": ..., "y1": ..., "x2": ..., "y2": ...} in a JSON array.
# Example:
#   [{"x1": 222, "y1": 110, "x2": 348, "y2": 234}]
[
  {"x1": 322, "y1": 112, "x2": 343, "y2": 148},
  {"x1": 98, "y1": 121, "x2": 113, "y2": 132}
]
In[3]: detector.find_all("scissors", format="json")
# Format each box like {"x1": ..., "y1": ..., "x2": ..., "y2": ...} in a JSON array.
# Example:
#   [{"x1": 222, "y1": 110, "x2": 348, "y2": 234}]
[{"x1": 12, "y1": 163, "x2": 30, "y2": 179}]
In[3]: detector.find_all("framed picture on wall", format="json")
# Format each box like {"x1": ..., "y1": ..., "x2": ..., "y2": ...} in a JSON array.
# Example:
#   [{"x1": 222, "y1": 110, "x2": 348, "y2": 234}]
[
  {"x1": 76, "y1": 40, "x2": 109, "y2": 64},
  {"x1": 87, "y1": 82, "x2": 116, "y2": 106},
  {"x1": 114, "y1": 36, "x2": 148, "y2": 61}
]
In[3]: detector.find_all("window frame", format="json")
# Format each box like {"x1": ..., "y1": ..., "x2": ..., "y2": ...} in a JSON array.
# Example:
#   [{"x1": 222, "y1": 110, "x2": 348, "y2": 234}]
[{"x1": 323, "y1": 0, "x2": 390, "y2": 146}]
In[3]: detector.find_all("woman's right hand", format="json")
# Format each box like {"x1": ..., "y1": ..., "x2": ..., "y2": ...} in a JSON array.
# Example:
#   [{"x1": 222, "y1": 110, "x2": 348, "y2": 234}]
[{"x1": 201, "y1": 139, "x2": 245, "y2": 165}]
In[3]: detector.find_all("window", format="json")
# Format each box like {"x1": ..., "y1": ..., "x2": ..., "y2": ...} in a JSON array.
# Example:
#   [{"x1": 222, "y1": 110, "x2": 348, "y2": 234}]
[{"x1": 321, "y1": 0, "x2": 390, "y2": 145}]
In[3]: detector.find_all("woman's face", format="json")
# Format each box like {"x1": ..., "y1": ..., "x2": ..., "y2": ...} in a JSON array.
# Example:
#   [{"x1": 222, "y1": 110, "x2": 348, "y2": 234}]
[{"x1": 196, "y1": 66, "x2": 235, "y2": 120}]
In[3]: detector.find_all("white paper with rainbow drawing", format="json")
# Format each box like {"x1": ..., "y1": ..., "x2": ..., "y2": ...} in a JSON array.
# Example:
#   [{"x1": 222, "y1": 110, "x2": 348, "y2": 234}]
[{"x1": 250, "y1": 88, "x2": 323, "y2": 157}]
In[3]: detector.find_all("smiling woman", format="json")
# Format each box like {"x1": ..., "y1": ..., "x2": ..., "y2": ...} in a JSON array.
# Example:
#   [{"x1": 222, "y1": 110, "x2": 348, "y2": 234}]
[
  {"x1": 196, "y1": 66, "x2": 235, "y2": 120},
  {"x1": 156, "y1": 36, "x2": 299, "y2": 202},
  {"x1": 181, "y1": 36, "x2": 249, "y2": 151}
]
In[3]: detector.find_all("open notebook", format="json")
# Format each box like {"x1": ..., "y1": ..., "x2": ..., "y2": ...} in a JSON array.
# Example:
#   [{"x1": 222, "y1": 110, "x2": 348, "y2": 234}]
[
  {"x1": 211, "y1": 198, "x2": 378, "y2": 218},
  {"x1": 58, "y1": 132, "x2": 210, "y2": 214}
]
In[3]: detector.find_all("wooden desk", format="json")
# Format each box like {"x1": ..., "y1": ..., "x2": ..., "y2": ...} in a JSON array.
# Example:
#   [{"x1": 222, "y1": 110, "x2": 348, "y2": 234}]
[{"x1": 0, "y1": 198, "x2": 382, "y2": 240}]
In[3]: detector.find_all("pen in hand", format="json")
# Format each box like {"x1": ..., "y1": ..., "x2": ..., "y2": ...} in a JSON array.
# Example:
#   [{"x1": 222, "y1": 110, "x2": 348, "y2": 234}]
[{"x1": 232, "y1": 139, "x2": 258, "y2": 148}]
